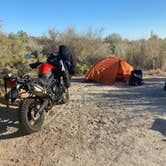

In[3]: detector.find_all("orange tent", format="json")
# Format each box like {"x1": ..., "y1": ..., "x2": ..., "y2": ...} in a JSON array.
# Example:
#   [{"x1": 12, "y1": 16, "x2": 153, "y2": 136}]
[{"x1": 85, "y1": 57, "x2": 133, "y2": 84}]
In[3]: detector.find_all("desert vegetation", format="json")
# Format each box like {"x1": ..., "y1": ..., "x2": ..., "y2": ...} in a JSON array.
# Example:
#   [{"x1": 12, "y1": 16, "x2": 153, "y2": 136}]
[
  {"x1": 1, "y1": 25, "x2": 166, "y2": 166},
  {"x1": 0, "y1": 25, "x2": 166, "y2": 75}
]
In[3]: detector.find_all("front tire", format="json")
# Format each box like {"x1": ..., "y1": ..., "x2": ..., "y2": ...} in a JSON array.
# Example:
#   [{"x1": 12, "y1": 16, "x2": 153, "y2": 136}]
[
  {"x1": 61, "y1": 88, "x2": 69, "y2": 104},
  {"x1": 19, "y1": 98, "x2": 44, "y2": 134}
]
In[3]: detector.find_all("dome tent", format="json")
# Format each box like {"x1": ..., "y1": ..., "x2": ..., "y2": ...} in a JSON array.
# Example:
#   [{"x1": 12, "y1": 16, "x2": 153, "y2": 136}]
[{"x1": 85, "y1": 57, "x2": 133, "y2": 84}]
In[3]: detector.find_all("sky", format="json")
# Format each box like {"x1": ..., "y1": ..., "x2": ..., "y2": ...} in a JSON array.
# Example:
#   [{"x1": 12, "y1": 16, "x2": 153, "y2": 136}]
[{"x1": 0, "y1": 0, "x2": 166, "y2": 39}]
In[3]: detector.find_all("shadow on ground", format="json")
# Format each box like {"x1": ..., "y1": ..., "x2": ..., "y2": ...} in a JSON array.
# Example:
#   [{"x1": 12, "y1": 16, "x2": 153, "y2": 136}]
[
  {"x1": 151, "y1": 118, "x2": 166, "y2": 137},
  {"x1": 71, "y1": 77, "x2": 86, "y2": 83},
  {"x1": 85, "y1": 77, "x2": 166, "y2": 115},
  {"x1": 0, "y1": 104, "x2": 26, "y2": 140}
]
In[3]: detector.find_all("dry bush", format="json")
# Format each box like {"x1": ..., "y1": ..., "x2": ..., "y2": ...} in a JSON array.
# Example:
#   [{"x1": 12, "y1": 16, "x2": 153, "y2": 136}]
[
  {"x1": 1, "y1": 27, "x2": 166, "y2": 75},
  {"x1": 144, "y1": 69, "x2": 166, "y2": 76}
]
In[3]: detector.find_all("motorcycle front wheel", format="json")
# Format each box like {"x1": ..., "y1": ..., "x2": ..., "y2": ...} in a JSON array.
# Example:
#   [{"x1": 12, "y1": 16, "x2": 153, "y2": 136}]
[
  {"x1": 61, "y1": 88, "x2": 69, "y2": 104},
  {"x1": 18, "y1": 98, "x2": 44, "y2": 134}
]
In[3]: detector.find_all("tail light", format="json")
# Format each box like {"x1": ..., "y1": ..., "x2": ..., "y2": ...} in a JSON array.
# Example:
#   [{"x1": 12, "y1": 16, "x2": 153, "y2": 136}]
[{"x1": 4, "y1": 74, "x2": 17, "y2": 88}]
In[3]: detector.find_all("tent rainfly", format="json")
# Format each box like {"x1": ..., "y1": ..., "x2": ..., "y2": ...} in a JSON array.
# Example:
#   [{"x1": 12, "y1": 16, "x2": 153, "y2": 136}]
[{"x1": 85, "y1": 57, "x2": 133, "y2": 84}]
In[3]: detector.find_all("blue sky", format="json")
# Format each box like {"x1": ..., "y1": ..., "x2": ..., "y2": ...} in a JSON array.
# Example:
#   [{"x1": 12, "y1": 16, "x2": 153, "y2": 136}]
[{"x1": 0, "y1": 0, "x2": 165, "y2": 39}]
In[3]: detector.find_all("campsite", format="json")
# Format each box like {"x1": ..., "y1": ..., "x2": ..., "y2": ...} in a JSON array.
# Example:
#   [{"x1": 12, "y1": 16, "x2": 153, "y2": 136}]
[
  {"x1": 1, "y1": 0, "x2": 166, "y2": 165},
  {"x1": 0, "y1": 75, "x2": 166, "y2": 165},
  {"x1": 0, "y1": 30, "x2": 166, "y2": 166}
]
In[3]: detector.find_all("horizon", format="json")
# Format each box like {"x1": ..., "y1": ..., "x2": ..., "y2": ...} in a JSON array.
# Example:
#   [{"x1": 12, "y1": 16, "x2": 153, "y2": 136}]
[
  {"x1": 1, "y1": 27, "x2": 165, "y2": 41},
  {"x1": 0, "y1": 0, "x2": 166, "y2": 40}
]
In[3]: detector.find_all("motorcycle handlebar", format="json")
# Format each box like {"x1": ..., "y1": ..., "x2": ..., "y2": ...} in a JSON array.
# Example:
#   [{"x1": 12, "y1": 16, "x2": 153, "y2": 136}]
[{"x1": 29, "y1": 62, "x2": 42, "y2": 69}]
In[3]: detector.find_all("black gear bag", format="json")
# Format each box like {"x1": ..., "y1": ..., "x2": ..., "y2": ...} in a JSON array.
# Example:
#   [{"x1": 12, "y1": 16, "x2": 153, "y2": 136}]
[{"x1": 129, "y1": 70, "x2": 143, "y2": 86}]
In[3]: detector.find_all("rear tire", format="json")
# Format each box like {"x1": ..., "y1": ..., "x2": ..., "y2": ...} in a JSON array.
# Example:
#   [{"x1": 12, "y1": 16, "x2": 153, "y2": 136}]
[{"x1": 18, "y1": 98, "x2": 44, "y2": 134}]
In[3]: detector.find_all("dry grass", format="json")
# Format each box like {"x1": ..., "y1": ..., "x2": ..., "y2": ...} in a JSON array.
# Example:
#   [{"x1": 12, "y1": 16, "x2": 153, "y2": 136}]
[{"x1": 143, "y1": 69, "x2": 166, "y2": 77}]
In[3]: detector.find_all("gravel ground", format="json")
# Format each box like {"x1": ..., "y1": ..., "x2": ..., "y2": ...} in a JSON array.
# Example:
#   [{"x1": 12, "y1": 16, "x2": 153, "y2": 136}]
[{"x1": 0, "y1": 76, "x2": 166, "y2": 166}]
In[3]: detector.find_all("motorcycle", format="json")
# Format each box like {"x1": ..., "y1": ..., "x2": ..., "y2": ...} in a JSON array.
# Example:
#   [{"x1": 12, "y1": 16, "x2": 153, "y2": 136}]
[{"x1": 4, "y1": 53, "x2": 69, "y2": 134}]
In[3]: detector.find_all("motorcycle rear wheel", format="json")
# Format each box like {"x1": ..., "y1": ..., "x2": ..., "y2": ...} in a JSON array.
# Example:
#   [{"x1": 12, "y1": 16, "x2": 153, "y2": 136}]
[{"x1": 19, "y1": 98, "x2": 44, "y2": 134}]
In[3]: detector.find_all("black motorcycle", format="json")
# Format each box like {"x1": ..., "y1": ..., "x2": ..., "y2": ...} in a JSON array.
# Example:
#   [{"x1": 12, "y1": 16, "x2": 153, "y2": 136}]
[{"x1": 4, "y1": 54, "x2": 69, "y2": 134}]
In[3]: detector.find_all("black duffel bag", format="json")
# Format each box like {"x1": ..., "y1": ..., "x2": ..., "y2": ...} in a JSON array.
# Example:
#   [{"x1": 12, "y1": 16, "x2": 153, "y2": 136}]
[{"x1": 129, "y1": 70, "x2": 143, "y2": 86}]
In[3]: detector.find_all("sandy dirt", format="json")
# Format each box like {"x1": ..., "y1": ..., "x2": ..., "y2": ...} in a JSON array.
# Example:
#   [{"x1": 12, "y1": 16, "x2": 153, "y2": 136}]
[{"x1": 0, "y1": 76, "x2": 166, "y2": 166}]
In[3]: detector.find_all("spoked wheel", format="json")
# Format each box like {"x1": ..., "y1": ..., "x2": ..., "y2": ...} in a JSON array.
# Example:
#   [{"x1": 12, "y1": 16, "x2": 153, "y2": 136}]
[{"x1": 19, "y1": 98, "x2": 44, "y2": 134}]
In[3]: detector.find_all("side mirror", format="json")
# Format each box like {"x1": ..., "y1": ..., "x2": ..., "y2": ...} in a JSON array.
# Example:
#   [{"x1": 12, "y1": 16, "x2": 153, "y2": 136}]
[{"x1": 24, "y1": 54, "x2": 32, "y2": 60}]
